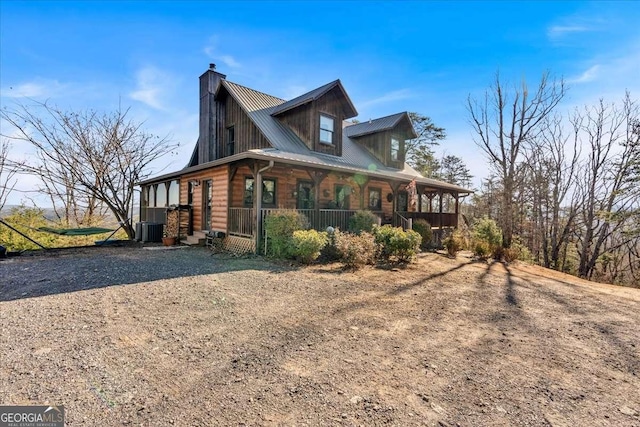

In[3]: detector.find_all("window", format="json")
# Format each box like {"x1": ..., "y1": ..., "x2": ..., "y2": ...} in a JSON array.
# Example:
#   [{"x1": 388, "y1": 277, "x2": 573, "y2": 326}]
[
  {"x1": 244, "y1": 177, "x2": 276, "y2": 207},
  {"x1": 168, "y1": 180, "x2": 179, "y2": 206},
  {"x1": 335, "y1": 184, "x2": 350, "y2": 209},
  {"x1": 187, "y1": 181, "x2": 194, "y2": 205},
  {"x1": 368, "y1": 187, "x2": 382, "y2": 210},
  {"x1": 156, "y1": 183, "x2": 167, "y2": 207},
  {"x1": 297, "y1": 180, "x2": 314, "y2": 209},
  {"x1": 391, "y1": 137, "x2": 400, "y2": 161},
  {"x1": 319, "y1": 115, "x2": 334, "y2": 145},
  {"x1": 148, "y1": 186, "x2": 156, "y2": 207},
  {"x1": 227, "y1": 126, "x2": 235, "y2": 156}
]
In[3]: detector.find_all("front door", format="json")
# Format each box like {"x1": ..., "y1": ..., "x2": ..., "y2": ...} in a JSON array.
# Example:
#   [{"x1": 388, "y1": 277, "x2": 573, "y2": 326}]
[
  {"x1": 296, "y1": 180, "x2": 314, "y2": 209},
  {"x1": 397, "y1": 191, "x2": 408, "y2": 213},
  {"x1": 202, "y1": 179, "x2": 212, "y2": 230}
]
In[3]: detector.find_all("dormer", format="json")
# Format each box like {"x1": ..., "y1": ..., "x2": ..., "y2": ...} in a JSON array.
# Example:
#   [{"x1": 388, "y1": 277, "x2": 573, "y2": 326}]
[
  {"x1": 271, "y1": 80, "x2": 357, "y2": 156},
  {"x1": 345, "y1": 112, "x2": 417, "y2": 169}
]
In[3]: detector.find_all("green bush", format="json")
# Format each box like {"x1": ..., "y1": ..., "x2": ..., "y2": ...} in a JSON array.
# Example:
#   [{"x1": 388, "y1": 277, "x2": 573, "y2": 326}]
[
  {"x1": 335, "y1": 231, "x2": 377, "y2": 269},
  {"x1": 472, "y1": 217, "x2": 502, "y2": 248},
  {"x1": 473, "y1": 240, "x2": 491, "y2": 260},
  {"x1": 374, "y1": 225, "x2": 422, "y2": 263},
  {"x1": 320, "y1": 228, "x2": 341, "y2": 261},
  {"x1": 443, "y1": 230, "x2": 465, "y2": 257},
  {"x1": 264, "y1": 211, "x2": 308, "y2": 258},
  {"x1": 412, "y1": 219, "x2": 433, "y2": 250},
  {"x1": 348, "y1": 210, "x2": 378, "y2": 234},
  {"x1": 291, "y1": 229, "x2": 328, "y2": 264}
]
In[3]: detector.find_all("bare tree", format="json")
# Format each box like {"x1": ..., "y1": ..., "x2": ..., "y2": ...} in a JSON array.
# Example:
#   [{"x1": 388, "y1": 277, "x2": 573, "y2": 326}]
[
  {"x1": 524, "y1": 113, "x2": 581, "y2": 268},
  {"x1": 1, "y1": 101, "x2": 177, "y2": 238},
  {"x1": 573, "y1": 93, "x2": 640, "y2": 279},
  {"x1": 0, "y1": 139, "x2": 19, "y2": 212},
  {"x1": 467, "y1": 71, "x2": 566, "y2": 247}
]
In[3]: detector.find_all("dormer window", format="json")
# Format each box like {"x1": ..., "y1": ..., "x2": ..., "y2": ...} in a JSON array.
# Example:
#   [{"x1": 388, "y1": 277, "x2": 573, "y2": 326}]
[
  {"x1": 391, "y1": 137, "x2": 401, "y2": 161},
  {"x1": 319, "y1": 115, "x2": 334, "y2": 145}
]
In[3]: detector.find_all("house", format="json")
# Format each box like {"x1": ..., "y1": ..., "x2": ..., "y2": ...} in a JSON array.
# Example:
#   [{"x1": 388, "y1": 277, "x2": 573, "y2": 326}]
[{"x1": 138, "y1": 64, "x2": 471, "y2": 252}]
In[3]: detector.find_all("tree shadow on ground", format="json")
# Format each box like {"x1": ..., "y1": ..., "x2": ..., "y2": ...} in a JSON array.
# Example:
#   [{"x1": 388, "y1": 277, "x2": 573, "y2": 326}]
[{"x1": 0, "y1": 246, "x2": 292, "y2": 302}]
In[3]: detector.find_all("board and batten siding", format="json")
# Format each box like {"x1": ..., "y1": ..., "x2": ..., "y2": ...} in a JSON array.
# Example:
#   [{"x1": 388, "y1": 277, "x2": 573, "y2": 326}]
[
  {"x1": 221, "y1": 93, "x2": 272, "y2": 157},
  {"x1": 180, "y1": 165, "x2": 229, "y2": 232}
]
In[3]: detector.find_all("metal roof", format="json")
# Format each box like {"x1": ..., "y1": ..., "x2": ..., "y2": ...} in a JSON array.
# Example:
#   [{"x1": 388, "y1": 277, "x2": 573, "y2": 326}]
[
  {"x1": 344, "y1": 112, "x2": 417, "y2": 138},
  {"x1": 270, "y1": 79, "x2": 357, "y2": 118},
  {"x1": 141, "y1": 78, "x2": 472, "y2": 194}
]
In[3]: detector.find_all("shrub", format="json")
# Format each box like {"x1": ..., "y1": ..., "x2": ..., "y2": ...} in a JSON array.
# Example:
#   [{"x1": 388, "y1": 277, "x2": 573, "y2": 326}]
[
  {"x1": 443, "y1": 230, "x2": 465, "y2": 257},
  {"x1": 374, "y1": 225, "x2": 422, "y2": 263},
  {"x1": 348, "y1": 210, "x2": 378, "y2": 234},
  {"x1": 335, "y1": 231, "x2": 377, "y2": 269},
  {"x1": 291, "y1": 229, "x2": 328, "y2": 264},
  {"x1": 412, "y1": 219, "x2": 433, "y2": 250},
  {"x1": 492, "y1": 245, "x2": 505, "y2": 261},
  {"x1": 472, "y1": 217, "x2": 502, "y2": 248},
  {"x1": 473, "y1": 240, "x2": 491, "y2": 260},
  {"x1": 503, "y1": 246, "x2": 521, "y2": 263},
  {"x1": 320, "y1": 228, "x2": 341, "y2": 261},
  {"x1": 264, "y1": 211, "x2": 308, "y2": 258}
]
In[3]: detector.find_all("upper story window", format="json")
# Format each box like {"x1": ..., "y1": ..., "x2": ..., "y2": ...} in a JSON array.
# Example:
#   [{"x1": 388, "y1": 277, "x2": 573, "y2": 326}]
[
  {"x1": 319, "y1": 115, "x2": 334, "y2": 145},
  {"x1": 391, "y1": 137, "x2": 401, "y2": 161},
  {"x1": 227, "y1": 126, "x2": 235, "y2": 156}
]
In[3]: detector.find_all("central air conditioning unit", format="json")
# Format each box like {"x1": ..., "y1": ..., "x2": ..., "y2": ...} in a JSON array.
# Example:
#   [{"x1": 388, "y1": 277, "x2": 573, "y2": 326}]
[{"x1": 135, "y1": 222, "x2": 163, "y2": 242}]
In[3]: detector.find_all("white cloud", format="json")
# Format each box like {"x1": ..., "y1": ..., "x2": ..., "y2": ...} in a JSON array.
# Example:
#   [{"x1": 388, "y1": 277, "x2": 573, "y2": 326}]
[
  {"x1": 129, "y1": 66, "x2": 169, "y2": 110},
  {"x1": 567, "y1": 64, "x2": 600, "y2": 84},
  {"x1": 358, "y1": 89, "x2": 414, "y2": 108},
  {"x1": 547, "y1": 25, "x2": 591, "y2": 39},
  {"x1": 0, "y1": 79, "x2": 66, "y2": 99},
  {"x1": 220, "y1": 55, "x2": 241, "y2": 68},
  {"x1": 203, "y1": 36, "x2": 242, "y2": 69}
]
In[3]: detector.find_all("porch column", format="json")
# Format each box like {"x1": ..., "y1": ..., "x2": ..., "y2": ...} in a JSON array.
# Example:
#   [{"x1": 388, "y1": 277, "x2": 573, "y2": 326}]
[
  {"x1": 437, "y1": 189, "x2": 443, "y2": 230},
  {"x1": 389, "y1": 181, "x2": 401, "y2": 225},
  {"x1": 307, "y1": 170, "x2": 327, "y2": 230},
  {"x1": 454, "y1": 192, "x2": 459, "y2": 228},
  {"x1": 358, "y1": 178, "x2": 370, "y2": 210},
  {"x1": 417, "y1": 186, "x2": 423, "y2": 213}
]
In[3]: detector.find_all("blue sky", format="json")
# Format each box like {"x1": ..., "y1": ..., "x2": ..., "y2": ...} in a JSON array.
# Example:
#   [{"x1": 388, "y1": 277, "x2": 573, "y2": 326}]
[{"x1": 1, "y1": 1, "x2": 639, "y2": 205}]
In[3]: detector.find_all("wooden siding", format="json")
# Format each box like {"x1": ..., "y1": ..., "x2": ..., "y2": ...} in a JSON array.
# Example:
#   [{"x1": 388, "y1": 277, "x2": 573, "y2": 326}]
[
  {"x1": 181, "y1": 166, "x2": 228, "y2": 232},
  {"x1": 228, "y1": 163, "x2": 404, "y2": 217},
  {"x1": 221, "y1": 93, "x2": 271, "y2": 157},
  {"x1": 275, "y1": 86, "x2": 347, "y2": 156}
]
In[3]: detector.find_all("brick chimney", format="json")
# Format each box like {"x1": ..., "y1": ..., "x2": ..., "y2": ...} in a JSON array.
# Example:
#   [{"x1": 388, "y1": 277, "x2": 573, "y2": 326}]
[{"x1": 198, "y1": 63, "x2": 226, "y2": 164}]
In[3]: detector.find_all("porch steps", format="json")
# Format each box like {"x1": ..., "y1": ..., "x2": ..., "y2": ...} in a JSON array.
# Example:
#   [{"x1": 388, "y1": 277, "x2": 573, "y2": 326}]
[{"x1": 181, "y1": 231, "x2": 207, "y2": 246}]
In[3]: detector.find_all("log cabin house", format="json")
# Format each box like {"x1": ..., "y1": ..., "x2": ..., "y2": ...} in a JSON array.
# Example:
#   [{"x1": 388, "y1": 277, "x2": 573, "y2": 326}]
[{"x1": 138, "y1": 64, "x2": 471, "y2": 252}]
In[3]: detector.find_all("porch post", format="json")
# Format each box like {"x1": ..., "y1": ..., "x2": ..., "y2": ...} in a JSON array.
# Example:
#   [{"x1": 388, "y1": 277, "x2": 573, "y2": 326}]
[
  {"x1": 417, "y1": 185, "x2": 423, "y2": 213},
  {"x1": 454, "y1": 192, "x2": 459, "y2": 228},
  {"x1": 307, "y1": 170, "x2": 327, "y2": 230},
  {"x1": 438, "y1": 189, "x2": 443, "y2": 230},
  {"x1": 358, "y1": 178, "x2": 369, "y2": 210}
]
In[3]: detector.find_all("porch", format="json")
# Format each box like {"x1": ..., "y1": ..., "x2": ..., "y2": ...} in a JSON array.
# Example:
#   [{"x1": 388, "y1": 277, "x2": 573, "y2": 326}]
[{"x1": 227, "y1": 207, "x2": 459, "y2": 238}]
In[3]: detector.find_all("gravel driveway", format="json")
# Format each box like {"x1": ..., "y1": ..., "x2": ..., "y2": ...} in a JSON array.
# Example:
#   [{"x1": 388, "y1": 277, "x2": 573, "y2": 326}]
[{"x1": 1, "y1": 246, "x2": 639, "y2": 426}]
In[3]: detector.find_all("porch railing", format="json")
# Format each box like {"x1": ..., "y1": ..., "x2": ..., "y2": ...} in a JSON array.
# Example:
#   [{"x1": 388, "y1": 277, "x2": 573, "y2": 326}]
[
  {"x1": 227, "y1": 208, "x2": 457, "y2": 238},
  {"x1": 228, "y1": 207, "x2": 255, "y2": 238},
  {"x1": 396, "y1": 212, "x2": 459, "y2": 228}
]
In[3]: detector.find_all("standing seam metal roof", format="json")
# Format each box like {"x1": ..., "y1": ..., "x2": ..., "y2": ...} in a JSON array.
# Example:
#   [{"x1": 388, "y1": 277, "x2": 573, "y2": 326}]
[
  {"x1": 203, "y1": 79, "x2": 472, "y2": 193},
  {"x1": 344, "y1": 112, "x2": 407, "y2": 138}
]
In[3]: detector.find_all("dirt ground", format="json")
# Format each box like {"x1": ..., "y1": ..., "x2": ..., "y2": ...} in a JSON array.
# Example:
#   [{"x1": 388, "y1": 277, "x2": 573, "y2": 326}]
[{"x1": 1, "y1": 247, "x2": 639, "y2": 426}]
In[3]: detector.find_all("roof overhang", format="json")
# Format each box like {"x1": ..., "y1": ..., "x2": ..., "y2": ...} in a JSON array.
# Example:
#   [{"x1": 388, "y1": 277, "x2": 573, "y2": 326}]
[{"x1": 138, "y1": 150, "x2": 472, "y2": 194}]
